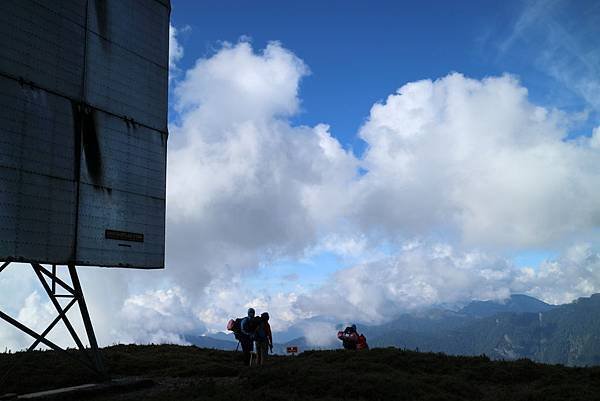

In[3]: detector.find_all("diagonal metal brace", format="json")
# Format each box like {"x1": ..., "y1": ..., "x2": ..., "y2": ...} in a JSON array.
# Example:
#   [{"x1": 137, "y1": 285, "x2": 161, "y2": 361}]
[
  {"x1": 0, "y1": 309, "x2": 96, "y2": 372},
  {"x1": 0, "y1": 261, "x2": 9, "y2": 274},
  {"x1": 28, "y1": 297, "x2": 77, "y2": 351},
  {"x1": 31, "y1": 264, "x2": 87, "y2": 354},
  {"x1": 0, "y1": 261, "x2": 107, "y2": 379},
  {"x1": 34, "y1": 264, "x2": 76, "y2": 295}
]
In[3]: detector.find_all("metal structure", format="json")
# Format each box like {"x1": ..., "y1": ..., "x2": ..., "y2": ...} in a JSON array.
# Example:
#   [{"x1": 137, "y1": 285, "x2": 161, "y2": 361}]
[
  {"x1": 0, "y1": 0, "x2": 171, "y2": 379},
  {"x1": 0, "y1": 262, "x2": 105, "y2": 376}
]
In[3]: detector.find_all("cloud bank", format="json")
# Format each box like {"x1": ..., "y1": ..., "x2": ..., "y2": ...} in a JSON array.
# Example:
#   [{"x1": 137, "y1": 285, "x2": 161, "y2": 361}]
[{"x1": 2, "y1": 38, "x2": 600, "y2": 349}]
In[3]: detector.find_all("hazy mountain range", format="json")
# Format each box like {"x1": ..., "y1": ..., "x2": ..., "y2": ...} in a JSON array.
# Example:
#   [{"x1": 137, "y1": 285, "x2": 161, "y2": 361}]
[{"x1": 186, "y1": 294, "x2": 600, "y2": 366}]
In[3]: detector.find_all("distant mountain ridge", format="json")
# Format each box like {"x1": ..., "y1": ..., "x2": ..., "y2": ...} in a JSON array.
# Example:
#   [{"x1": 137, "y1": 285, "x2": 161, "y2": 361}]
[
  {"x1": 187, "y1": 294, "x2": 600, "y2": 366},
  {"x1": 459, "y1": 294, "x2": 555, "y2": 318}
]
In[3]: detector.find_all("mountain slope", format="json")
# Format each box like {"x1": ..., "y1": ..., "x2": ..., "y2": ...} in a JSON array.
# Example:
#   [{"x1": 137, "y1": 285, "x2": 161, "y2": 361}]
[
  {"x1": 459, "y1": 294, "x2": 555, "y2": 318},
  {"x1": 371, "y1": 294, "x2": 600, "y2": 365},
  {"x1": 188, "y1": 294, "x2": 600, "y2": 365}
]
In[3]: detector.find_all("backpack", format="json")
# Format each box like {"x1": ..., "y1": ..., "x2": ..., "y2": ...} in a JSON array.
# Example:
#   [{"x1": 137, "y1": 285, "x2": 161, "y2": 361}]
[
  {"x1": 246, "y1": 316, "x2": 261, "y2": 333},
  {"x1": 227, "y1": 318, "x2": 244, "y2": 339},
  {"x1": 356, "y1": 334, "x2": 369, "y2": 350}
]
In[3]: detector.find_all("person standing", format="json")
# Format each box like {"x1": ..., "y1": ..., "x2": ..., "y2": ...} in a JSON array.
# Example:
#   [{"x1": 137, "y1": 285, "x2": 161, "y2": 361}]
[
  {"x1": 239, "y1": 308, "x2": 256, "y2": 366},
  {"x1": 255, "y1": 312, "x2": 273, "y2": 366}
]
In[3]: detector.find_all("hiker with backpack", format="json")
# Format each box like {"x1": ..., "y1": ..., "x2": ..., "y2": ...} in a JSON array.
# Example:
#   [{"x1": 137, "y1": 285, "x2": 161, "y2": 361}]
[
  {"x1": 255, "y1": 312, "x2": 273, "y2": 366},
  {"x1": 238, "y1": 308, "x2": 257, "y2": 366},
  {"x1": 337, "y1": 324, "x2": 369, "y2": 350}
]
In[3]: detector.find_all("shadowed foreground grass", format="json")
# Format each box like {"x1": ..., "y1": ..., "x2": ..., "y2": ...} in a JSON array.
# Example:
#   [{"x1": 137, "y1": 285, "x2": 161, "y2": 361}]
[{"x1": 2, "y1": 345, "x2": 600, "y2": 400}]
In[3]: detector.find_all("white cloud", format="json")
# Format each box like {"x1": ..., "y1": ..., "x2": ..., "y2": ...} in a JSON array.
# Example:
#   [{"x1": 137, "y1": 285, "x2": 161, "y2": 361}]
[
  {"x1": 353, "y1": 73, "x2": 600, "y2": 249},
  {"x1": 294, "y1": 241, "x2": 600, "y2": 324},
  {"x1": 166, "y1": 41, "x2": 358, "y2": 295},
  {"x1": 169, "y1": 24, "x2": 184, "y2": 71},
  {"x1": 520, "y1": 243, "x2": 600, "y2": 305},
  {"x1": 301, "y1": 321, "x2": 339, "y2": 347},
  {"x1": 4, "y1": 40, "x2": 600, "y2": 351},
  {"x1": 295, "y1": 243, "x2": 516, "y2": 323}
]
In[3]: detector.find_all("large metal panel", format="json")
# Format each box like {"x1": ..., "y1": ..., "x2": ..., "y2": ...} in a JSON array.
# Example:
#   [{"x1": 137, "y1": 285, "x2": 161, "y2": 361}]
[
  {"x1": 0, "y1": 75, "x2": 77, "y2": 264},
  {"x1": 0, "y1": 76, "x2": 76, "y2": 181},
  {"x1": 87, "y1": 0, "x2": 170, "y2": 69},
  {"x1": 0, "y1": 0, "x2": 169, "y2": 269},
  {"x1": 78, "y1": 111, "x2": 166, "y2": 199},
  {"x1": 0, "y1": 169, "x2": 77, "y2": 263},
  {"x1": 76, "y1": 111, "x2": 166, "y2": 268},
  {"x1": 0, "y1": 0, "x2": 86, "y2": 100},
  {"x1": 76, "y1": 183, "x2": 165, "y2": 268},
  {"x1": 85, "y1": 0, "x2": 169, "y2": 131}
]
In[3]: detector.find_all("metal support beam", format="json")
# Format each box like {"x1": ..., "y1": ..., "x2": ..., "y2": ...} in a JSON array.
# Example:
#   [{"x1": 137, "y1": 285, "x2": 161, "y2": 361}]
[
  {"x1": 68, "y1": 264, "x2": 106, "y2": 376},
  {"x1": 0, "y1": 261, "x2": 107, "y2": 381},
  {"x1": 31, "y1": 264, "x2": 87, "y2": 353},
  {"x1": 52, "y1": 264, "x2": 56, "y2": 294},
  {"x1": 0, "y1": 261, "x2": 9, "y2": 274},
  {"x1": 28, "y1": 298, "x2": 77, "y2": 351},
  {"x1": 0, "y1": 309, "x2": 94, "y2": 372},
  {"x1": 36, "y1": 264, "x2": 76, "y2": 295}
]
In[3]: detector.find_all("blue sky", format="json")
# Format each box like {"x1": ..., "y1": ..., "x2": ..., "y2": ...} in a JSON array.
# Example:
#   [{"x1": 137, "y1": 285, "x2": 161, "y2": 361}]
[
  {"x1": 168, "y1": 0, "x2": 599, "y2": 282},
  {"x1": 171, "y1": 0, "x2": 598, "y2": 152},
  {"x1": 3, "y1": 0, "x2": 600, "y2": 350}
]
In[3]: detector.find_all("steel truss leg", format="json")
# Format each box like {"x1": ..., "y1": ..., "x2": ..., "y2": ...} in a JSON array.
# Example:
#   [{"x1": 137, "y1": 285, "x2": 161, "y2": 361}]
[{"x1": 0, "y1": 262, "x2": 107, "y2": 379}]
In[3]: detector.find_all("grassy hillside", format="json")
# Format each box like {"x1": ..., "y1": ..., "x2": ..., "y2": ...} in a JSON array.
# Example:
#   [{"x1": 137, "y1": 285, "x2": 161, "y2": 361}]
[{"x1": 2, "y1": 345, "x2": 600, "y2": 400}]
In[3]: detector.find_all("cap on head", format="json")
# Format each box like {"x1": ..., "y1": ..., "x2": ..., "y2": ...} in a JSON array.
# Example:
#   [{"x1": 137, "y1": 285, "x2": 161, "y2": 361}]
[
  {"x1": 261, "y1": 312, "x2": 269, "y2": 321},
  {"x1": 351, "y1": 324, "x2": 356, "y2": 330},
  {"x1": 247, "y1": 308, "x2": 255, "y2": 317}
]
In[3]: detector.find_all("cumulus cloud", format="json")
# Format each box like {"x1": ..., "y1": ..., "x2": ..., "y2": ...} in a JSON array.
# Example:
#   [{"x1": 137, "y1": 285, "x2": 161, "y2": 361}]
[
  {"x1": 4, "y1": 39, "x2": 600, "y2": 351},
  {"x1": 301, "y1": 321, "x2": 339, "y2": 347},
  {"x1": 353, "y1": 73, "x2": 600, "y2": 249},
  {"x1": 166, "y1": 40, "x2": 358, "y2": 294},
  {"x1": 519, "y1": 244, "x2": 600, "y2": 305},
  {"x1": 295, "y1": 242, "x2": 516, "y2": 323},
  {"x1": 294, "y1": 241, "x2": 600, "y2": 324}
]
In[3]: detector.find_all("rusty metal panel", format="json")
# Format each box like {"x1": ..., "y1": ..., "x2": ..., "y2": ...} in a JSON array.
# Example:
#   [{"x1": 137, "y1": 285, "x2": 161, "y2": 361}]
[
  {"x1": 78, "y1": 111, "x2": 166, "y2": 199},
  {"x1": 85, "y1": 0, "x2": 169, "y2": 131},
  {"x1": 0, "y1": 0, "x2": 169, "y2": 269},
  {"x1": 76, "y1": 111, "x2": 166, "y2": 268}
]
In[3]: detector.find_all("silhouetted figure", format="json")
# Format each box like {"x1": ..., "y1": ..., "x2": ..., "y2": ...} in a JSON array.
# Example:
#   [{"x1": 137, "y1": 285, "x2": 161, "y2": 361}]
[
  {"x1": 255, "y1": 312, "x2": 273, "y2": 366},
  {"x1": 239, "y1": 308, "x2": 256, "y2": 366},
  {"x1": 337, "y1": 324, "x2": 369, "y2": 350}
]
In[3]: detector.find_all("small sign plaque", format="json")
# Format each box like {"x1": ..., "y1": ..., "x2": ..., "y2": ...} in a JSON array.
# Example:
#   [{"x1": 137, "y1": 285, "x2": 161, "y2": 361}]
[{"x1": 105, "y1": 229, "x2": 144, "y2": 243}]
